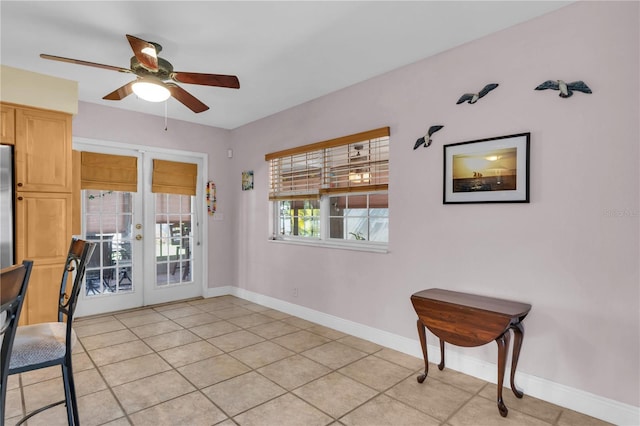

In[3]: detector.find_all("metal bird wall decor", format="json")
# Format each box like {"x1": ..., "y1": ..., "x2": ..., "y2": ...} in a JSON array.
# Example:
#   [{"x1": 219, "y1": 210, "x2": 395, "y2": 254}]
[
  {"x1": 413, "y1": 125, "x2": 444, "y2": 149},
  {"x1": 456, "y1": 83, "x2": 499, "y2": 104},
  {"x1": 534, "y1": 80, "x2": 592, "y2": 98}
]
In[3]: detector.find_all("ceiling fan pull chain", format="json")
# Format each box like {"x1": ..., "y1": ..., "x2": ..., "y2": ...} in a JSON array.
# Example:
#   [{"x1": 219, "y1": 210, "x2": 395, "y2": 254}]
[{"x1": 164, "y1": 100, "x2": 168, "y2": 131}]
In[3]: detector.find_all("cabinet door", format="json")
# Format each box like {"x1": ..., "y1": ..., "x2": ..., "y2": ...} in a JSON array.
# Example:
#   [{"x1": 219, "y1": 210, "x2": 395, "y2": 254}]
[
  {"x1": 1, "y1": 104, "x2": 16, "y2": 145},
  {"x1": 15, "y1": 191, "x2": 72, "y2": 324},
  {"x1": 15, "y1": 108, "x2": 72, "y2": 192},
  {"x1": 21, "y1": 262, "x2": 64, "y2": 324},
  {"x1": 15, "y1": 191, "x2": 72, "y2": 264}
]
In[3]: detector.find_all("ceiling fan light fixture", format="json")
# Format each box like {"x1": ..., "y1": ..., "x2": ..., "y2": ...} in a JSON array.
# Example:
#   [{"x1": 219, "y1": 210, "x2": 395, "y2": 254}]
[{"x1": 132, "y1": 80, "x2": 170, "y2": 102}]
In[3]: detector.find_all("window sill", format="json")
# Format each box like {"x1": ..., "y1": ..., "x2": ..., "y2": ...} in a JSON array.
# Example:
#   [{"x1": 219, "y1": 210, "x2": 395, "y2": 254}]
[{"x1": 267, "y1": 237, "x2": 388, "y2": 254}]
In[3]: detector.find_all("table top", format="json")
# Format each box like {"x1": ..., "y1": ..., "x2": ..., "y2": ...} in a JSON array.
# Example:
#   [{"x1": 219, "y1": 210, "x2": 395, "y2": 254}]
[{"x1": 411, "y1": 288, "x2": 531, "y2": 318}]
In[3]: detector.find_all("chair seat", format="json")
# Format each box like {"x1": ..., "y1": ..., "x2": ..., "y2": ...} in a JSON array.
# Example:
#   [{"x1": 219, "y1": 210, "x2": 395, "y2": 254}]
[{"x1": 9, "y1": 323, "x2": 77, "y2": 370}]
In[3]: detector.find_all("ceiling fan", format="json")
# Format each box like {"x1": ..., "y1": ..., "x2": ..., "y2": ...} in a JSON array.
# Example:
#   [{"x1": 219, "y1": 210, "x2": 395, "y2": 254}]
[{"x1": 40, "y1": 34, "x2": 240, "y2": 113}]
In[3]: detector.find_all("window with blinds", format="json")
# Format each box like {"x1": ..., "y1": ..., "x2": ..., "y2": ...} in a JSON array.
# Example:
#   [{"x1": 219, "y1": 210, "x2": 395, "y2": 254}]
[{"x1": 265, "y1": 127, "x2": 389, "y2": 249}]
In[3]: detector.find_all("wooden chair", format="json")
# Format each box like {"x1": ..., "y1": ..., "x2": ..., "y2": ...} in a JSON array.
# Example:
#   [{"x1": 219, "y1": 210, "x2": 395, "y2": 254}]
[
  {"x1": 8, "y1": 239, "x2": 96, "y2": 426},
  {"x1": 0, "y1": 260, "x2": 33, "y2": 426}
]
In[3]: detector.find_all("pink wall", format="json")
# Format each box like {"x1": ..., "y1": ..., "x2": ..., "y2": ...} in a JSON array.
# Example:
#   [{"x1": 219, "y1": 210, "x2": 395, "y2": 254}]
[
  {"x1": 71, "y1": 0, "x2": 639, "y2": 412},
  {"x1": 230, "y1": 1, "x2": 639, "y2": 408}
]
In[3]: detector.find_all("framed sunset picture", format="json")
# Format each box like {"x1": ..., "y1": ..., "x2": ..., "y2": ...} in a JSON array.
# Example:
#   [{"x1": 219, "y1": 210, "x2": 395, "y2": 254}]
[{"x1": 443, "y1": 133, "x2": 530, "y2": 203}]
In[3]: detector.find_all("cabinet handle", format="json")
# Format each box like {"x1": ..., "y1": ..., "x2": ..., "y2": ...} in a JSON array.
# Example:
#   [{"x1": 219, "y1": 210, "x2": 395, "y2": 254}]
[
  {"x1": 17, "y1": 182, "x2": 23, "y2": 187},
  {"x1": 17, "y1": 196, "x2": 23, "y2": 201}
]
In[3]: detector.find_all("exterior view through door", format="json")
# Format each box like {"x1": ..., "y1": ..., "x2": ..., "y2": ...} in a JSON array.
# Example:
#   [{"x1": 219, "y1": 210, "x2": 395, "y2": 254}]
[{"x1": 73, "y1": 141, "x2": 205, "y2": 317}]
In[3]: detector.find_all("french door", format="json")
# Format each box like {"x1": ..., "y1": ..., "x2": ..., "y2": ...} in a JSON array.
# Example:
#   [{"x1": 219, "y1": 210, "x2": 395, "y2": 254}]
[{"x1": 74, "y1": 141, "x2": 205, "y2": 317}]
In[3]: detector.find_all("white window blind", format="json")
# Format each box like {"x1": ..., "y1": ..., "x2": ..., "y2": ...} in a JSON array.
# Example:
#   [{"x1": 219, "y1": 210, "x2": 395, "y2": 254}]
[
  {"x1": 267, "y1": 151, "x2": 323, "y2": 200},
  {"x1": 266, "y1": 127, "x2": 389, "y2": 200}
]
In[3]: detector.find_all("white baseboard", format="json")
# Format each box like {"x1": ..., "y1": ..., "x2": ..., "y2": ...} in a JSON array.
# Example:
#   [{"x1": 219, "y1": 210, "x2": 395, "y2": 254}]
[
  {"x1": 205, "y1": 287, "x2": 639, "y2": 426},
  {"x1": 204, "y1": 285, "x2": 234, "y2": 298}
]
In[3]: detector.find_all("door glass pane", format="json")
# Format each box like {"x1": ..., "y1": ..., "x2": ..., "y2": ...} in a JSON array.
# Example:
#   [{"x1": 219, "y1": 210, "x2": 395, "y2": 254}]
[
  {"x1": 155, "y1": 193, "x2": 193, "y2": 286},
  {"x1": 84, "y1": 190, "x2": 134, "y2": 295}
]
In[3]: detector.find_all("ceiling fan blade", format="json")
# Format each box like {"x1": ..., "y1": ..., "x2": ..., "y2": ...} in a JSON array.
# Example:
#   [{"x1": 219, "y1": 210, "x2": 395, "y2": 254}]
[
  {"x1": 40, "y1": 54, "x2": 131, "y2": 73},
  {"x1": 171, "y1": 72, "x2": 240, "y2": 89},
  {"x1": 167, "y1": 84, "x2": 209, "y2": 113},
  {"x1": 102, "y1": 81, "x2": 135, "y2": 100},
  {"x1": 126, "y1": 34, "x2": 158, "y2": 71}
]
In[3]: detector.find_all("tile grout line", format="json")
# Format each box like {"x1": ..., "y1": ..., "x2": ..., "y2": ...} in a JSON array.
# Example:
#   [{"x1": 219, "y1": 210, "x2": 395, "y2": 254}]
[
  {"x1": 80, "y1": 305, "x2": 225, "y2": 425},
  {"x1": 16, "y1": 297, "x2": 605, "y2": 426},
  {"x1": 175, "y1": 301, "x2": 380, "y2": 424},
  {"x1": 136, "y1": 311, "x2": 241, "y2": 426},
  {"x1": 84, "y1": 303, "x2": 451, "y2": 425},
  {"x1": 76, "y1": 316, "x2": 135, "y2": 426}
]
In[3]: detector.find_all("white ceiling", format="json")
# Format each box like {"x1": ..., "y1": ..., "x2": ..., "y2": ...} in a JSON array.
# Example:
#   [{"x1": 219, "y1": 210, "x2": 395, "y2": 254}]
[{"x1": 1, "y1": 1, "x2": 572, "y2": 130}]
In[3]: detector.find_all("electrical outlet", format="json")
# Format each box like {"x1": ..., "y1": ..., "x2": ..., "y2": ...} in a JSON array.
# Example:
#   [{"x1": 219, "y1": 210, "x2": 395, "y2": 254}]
[{"x1": 293, "y1": 287, "x2": 299, "y2": 297}]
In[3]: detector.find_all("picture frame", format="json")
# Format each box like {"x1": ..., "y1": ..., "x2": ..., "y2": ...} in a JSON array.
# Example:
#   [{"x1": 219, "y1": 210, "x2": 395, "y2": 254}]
[
  {"x1": 443, "y1": 132, "x2": 530, "y2": 204},
  {"x1": 242, "y1": 170, "x2": 254, "y2": 191}
]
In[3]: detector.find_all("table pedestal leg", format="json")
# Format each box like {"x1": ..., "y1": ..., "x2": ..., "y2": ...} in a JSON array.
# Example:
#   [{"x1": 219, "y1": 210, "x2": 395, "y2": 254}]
[
  {"x1": 510, "y1": 322, "x2": 525, "y2": 398},
  {"x1": 416, "y1": 319, "x2": 429, "y2": 383},
  {"x1": 495, "y1": 330, "x2": 511, "y2": 417},
  {"x1": 438, "y1": 339, "x2": 445, "y2": 370}
]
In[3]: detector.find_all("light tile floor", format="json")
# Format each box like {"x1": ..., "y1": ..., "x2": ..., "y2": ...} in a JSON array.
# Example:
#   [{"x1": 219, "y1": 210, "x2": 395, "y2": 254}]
[{"x1": 5, "y1": 296, "x2": 612, "y2": 426}]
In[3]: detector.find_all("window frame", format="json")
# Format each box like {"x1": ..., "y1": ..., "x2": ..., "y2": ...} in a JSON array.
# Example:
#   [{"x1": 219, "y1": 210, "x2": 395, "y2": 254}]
[{"x1": 326, "y1": 192, "x2": 389, "y2": 243}]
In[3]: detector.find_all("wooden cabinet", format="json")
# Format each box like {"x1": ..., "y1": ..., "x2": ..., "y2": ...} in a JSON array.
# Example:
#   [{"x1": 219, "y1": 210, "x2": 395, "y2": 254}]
[
  {"x1": 15, "y1": 107, "x2": 72, "y2": 193},
  {"x1": 15, "y1": 192, "x2": 72, "y2": 323},
  {"x1": 1, "y1": 105, "x2": 15, "y2": 145},
  {"x1": 2, "y1": 102, "x2": 73, "y2": 324},
  {"x1": 22, "y1": 263, "x2": 65, "y2": 326},
  {"x1": 15, "y1": 192, "x2": 72, "y2": 264}
]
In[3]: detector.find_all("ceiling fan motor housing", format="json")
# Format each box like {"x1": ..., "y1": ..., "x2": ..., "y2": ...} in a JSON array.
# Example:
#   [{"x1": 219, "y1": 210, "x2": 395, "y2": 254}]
[{"x1": 130, "y1": 56, "x2": 173, "y2": 79}]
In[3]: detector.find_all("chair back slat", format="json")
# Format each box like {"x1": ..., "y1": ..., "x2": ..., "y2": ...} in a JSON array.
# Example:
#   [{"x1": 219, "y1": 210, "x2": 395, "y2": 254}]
[{"x1": 58, "y1": 239, "x2": 96, "y2": 327}]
